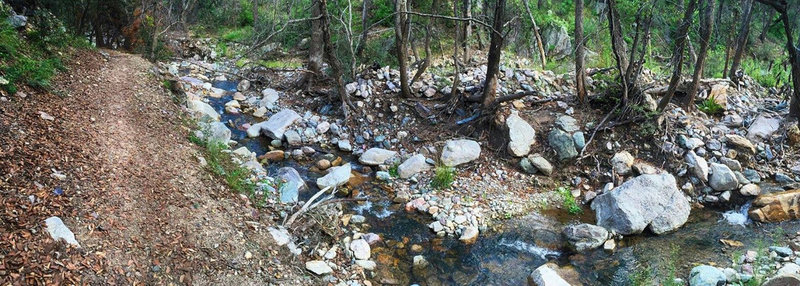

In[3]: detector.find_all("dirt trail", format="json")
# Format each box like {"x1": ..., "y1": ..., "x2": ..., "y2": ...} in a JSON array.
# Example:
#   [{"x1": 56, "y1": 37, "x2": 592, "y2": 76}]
[{"x1": 1, "y1": 50, "x2": 308, "y2": 285}]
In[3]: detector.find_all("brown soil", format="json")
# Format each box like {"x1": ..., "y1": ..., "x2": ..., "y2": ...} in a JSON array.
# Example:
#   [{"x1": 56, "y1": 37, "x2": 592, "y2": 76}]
[{"x1": 1, "y1": 50, "x2": 310, "y2": 285}]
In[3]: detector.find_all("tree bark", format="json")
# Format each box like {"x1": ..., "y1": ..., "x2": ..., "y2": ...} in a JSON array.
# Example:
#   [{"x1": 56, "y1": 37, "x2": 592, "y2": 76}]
[
  {"x1": 729, "y1": 0, "x2": 754, "y2": 83},
  {"x1": 411, "y1": 24, "x2": 431, "y2": 84},
  {"x1": 319, "y1": 0, "x2": 354, "y2": 118},
  {"x1": 308, "y1": 0, "x2": 324, "y2": 75},
  {"x1": 656, "y1": 0, "x2": 697, "y2": 111},
  {"x1": 758, "y1": 8, "x2": 775, "y2": 42},
  {"x1": 463, "y1": 0, "x2": 472, "y2": 62},
  {"x1": 394, "y1": 0, "x2": 412, "y2": 98},
  {"x1": 754, "y1": 0, "x2": 799, "y2": 117},
  {"x1": 252, "y1": 0, "x2": 258, "y2": 26},
  {"x1": 481, "y1": 0, "x2": 506, "y2": 107},
  {"x1": 574, "y1": 0, "x2": 586, "y2": 104},
  {"x1": 356, "y1": 0, "x2": 369, "y2": 59},
  {"x1": 686, "y1": 0, "x2": 716, "y2": 108},
  {"x1": 523, "y1": 0, "x2": 546, "y2": 69},
  {"x1": 606, "y1": 0, "x2": 629, "y2": 104}
]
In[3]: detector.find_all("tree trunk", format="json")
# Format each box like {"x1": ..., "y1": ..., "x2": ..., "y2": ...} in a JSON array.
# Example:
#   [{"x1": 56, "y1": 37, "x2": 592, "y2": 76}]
[
  {"x1": 728, "y1": 0, "x2": 754, "y2": 83},
  {"x1": 523, "y1": 0, "x2": 546, "y2": 69},
  {"x1": 758, "y1": 9, "x2": 775, "y2": 42},
  {"x1": 686, "y1": 0, "x2": 715, "y2": 108},
  {"x1": 450, "y1": 0, "x2": 461, "y2": 105},
  {"x1": 394, "y1": 0, "x2": 412, "y2": 98},
  {"x1": 606, "y1": 0, "x2": 629, "y2": 104},
  {"x1": 411, "y1": 24, "x2": 431, "y2": 84},
  {"x1": 575, "y1": 0, "x2": 586, "y2": 104},
  {"x1": 753, "y1": 0, "x2": 799, "y2": 117},
  {"x1": 356, "y1": 0, "x2": 369, "y2": 59},
  {"x1": 463, "y1": 0, "x2": 472, "y2": 62},
  {"x1": 656, "y1": 0, "x2": 697, "y2": 111},
  {"x1": 308, "y1": 0, "x2": 324, "y2": 76},
  {"x1": 319, "y1": 0, "x2": 354, "y2": 118},
  {"x1": 481, "y1": 0, "x2": 506, "y2": 107},
  {"x1": 252, "y1": 0, "x2": 258, "y2": 26}
]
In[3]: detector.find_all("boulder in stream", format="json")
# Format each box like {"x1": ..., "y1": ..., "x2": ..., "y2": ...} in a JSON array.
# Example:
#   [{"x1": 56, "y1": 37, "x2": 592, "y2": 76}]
[
  {"x1": 562, "y1": 224, "x2": 608, "y2": 252},
  {"x1": 689, "y1": 265, "x2": 726, "y2": 286},
  {"x1": 527, "y1": 263, "x2": 574, "y2": 286},
  {"x1": 591, "y1": 173, "x2": 690, "y2": 235},
  {"x1": 187, "y1": 100, "x2": 220, "y2": 122},
  {"x1": 748, "y1": 189, "x2": 800, "y2": 222},
  {"x1": 259, "y1": 109, "x2": 301, "y2": 140},
  {"x1": 316, "y1": 163, "x2": 352, "y2": 189},
  {"x1": 359, "y1": 148, "x2": 397, "y2": 166},
  {"x1": 275, "y1": 167, "x2": 307, "y2": 204}
]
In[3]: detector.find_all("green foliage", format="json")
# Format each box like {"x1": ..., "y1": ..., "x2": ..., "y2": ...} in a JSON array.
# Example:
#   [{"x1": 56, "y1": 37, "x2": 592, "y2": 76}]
[
  {"x1": 430, "y1": 165, "x2": 455, "y2": 190},
  {"x1": 742, "y1": 58, "x2": 790, "y2": 88},
  {"x1": 556, "y1": 186, "x2": 581, "y2": 215},
  {"x1": 697, "y1": 96, "x2": 724, "y2": 115},
  {"x1": 237, "y1": 0, "x2": 255, "y2": 27},
  {"x1": 388, "y1": 164, "x2": 399, "y2": 178},
  {"x1": 222, "y1": 26, "x2": 253, "y2": 42}
]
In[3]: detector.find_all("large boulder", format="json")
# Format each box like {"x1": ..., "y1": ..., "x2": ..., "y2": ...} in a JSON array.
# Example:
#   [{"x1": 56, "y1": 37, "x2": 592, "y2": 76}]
[
  {"x1": 747, "y1": 115, "x2": 781, "y2": 142},
  {"x1": 725, "y1": 134, "x2": 756, "y2": 155},
  {"x1": 316, "y1": 163, "x2": 352, "y2": 189},
  {"x1": 542, "y1": 24, "x2": 572, "y2": 59},
  {"x1": 259, "y1": 109, "x2": 301, "y2": 139},
  {"x1": 440, "y1": 139, "x2": 481, "y2": 167},
  {"x1": 506, "y1": 113, "x2": 536, "y2": 157},
  {"x1": 548, "y1": 129, "x2": 578, "y2": 161},
  {"x1": 610, "y1": 151, "x2": 634, "y2": 175},
  {"x1": 562, "y1": 224, "x2": 608, "y2": 252},
  {"x1": 275, "y1": 167, "x2": 307, "y2": 204},
  {"x1": 591, "y1": 174, "x2": 690, "y2": 235},
  {"x1": 689, "y1": 265, "x2": 727, "y2": 286},
  {"x1": 187, "y1": 100, "x2": 220, "y2": 122},
  {"x1": 398, "y1": 154, "x2": 431, "y2": 178},
  {"x1": 198, "y1": 121, "x2": 231, "y2": 144},
  {"x1": 527, "y1": 263, "x2": 573, "y2": 286},
  {"x1": 709, "y1": 163, "x2": 738, "y2": 191},
  {"x1": 358, "y1": 148, "x2": 397, "y2": 166},
  {"x1": 748, "y1": 189, "x2": 800, "y2": 222}
]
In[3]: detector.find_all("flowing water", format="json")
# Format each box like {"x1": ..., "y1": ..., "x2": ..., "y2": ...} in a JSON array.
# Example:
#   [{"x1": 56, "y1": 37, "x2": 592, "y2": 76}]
[{"x1": 200, "y1": 77, "x2": 800, "y2": 285}]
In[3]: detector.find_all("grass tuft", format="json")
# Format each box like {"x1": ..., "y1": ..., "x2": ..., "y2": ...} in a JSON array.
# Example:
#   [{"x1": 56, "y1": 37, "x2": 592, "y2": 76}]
[
  {"x1": 430, "y1": 165, "x2": 455, "y2": 190},
  {"x1": 556, "y1": 186, "x2": 582, "y2": 215},
  {"x1": 697, "y1": 95, "x2": 724, "y2": 116}
]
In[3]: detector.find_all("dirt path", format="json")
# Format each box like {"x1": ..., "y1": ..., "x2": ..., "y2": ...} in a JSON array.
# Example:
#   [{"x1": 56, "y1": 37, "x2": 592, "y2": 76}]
[{"x1": 1, "y1": 50, "x2": 309, "y2": 285}]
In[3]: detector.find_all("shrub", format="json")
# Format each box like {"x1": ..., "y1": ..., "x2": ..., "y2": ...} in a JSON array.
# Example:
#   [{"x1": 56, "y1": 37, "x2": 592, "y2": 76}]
[
  {"x1": 556, "y1": 186, "x2": 582, "y2": 215},
  {"x1": 430, "y1": 165, "x2": 455, "y2": 190},
  {"x1": 697, "y1": 96, "x2": 724, "y2": 115}
]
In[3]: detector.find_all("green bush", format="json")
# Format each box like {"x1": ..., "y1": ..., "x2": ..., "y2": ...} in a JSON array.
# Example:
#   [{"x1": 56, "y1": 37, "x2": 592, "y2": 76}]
[
  {"x1": 430, "y1": 165, "x2": 455, "y2": 190},
  {"x1": 556, "y1": 186, "x2": 582, "y2": 215},
  {"x1": 697, "y1": 96, "x2": 724, "y2": 115}
]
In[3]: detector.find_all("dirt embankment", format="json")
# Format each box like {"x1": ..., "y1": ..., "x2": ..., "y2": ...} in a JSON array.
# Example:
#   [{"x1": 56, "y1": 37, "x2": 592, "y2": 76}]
[{"x1": 1, "y1": 50, "x2": 308, "y2": 285}]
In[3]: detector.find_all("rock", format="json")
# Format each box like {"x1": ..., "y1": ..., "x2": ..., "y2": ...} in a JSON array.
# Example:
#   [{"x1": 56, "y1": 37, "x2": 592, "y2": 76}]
[
  {"x1": 261, "y1": 150, "x2": 285, "y2": 162},
  {"x1": 316, "y1": 121, "x2": 331, "y2": 134},
  {"x1": 709, "y1": 163, "x2": 738, "y2": 191},
  {"x1": 554, "y1": 115, "x2": 580, "y2": 132},
  {"x1": 529, "y1": 155, "x2": 554, "y2": 176},
  {"x1": 413, "y1": 255, "x2": 429, "y2": 268},
  {"x1": 316, "y1": 163, "x2": 352, "y2": 189},
  {"x1": 376, "y1": 171, "x2": 392, "y2": 181},
  {"x1": 520, "y1": 158, "x2": 537, "y2": 174},
  {"x1": 747, "y1": 115, "x2": 781, "y2": 142},
  {"x1": 338, "y1": 140, "x2": 353, "y2": 152},
  {"x1": 506, "y1": 113, "x2": 536, "y2": 157},
  {"x1": 459, "y1": 226, "x2": 479, "y2": 244},
  {"x1": 45, "y1": 217, "x2": 79, "y2": 247},
  {"x1": 603, "y1": 239, "x2": 616, "y2": 251},
  {"x1": 350, "y1": 239, "x2": 371, "y2": 260},
  {"x1": 261, "y1": 88, "x2": 280, "y2": 105},
  {"x1": 398, "y1": 154, "x2": 431, "y2": 178},
  {"x1": 440, "y1": 139, "x2": 481, "y2": 167},
  {"x1": 305, "y1": 260, "x2": 333, "y2": 275},
  {"x1": 725, "y1": 134, "x2": 756, "y2": 155},
  {"x1": 359, "y1": 148, "x2": 398, "y2": 166},
  {"x1": 260, "y1": 109, "x2": 301, "y2": 140},
  {"x1": 199, "y1": 122, "x2": 231, "y2": 144},
  {"x1": 763, "y1": 273, "x2": 800, "y2": 286},
  {"x1": 284, "y1": 130, "x2": 302, "y2": 146},
  {"x1": 542, "y1": 24, "x2": 572, "y2": 59},
  {"x1": 548, "y1": 129, "x2": 578, "y2": 161},
  {"x1": 749, "y1": 189, "x2": 800, "y2": 222},
  {"x1": 316, "y1": 159, "x2": 331, "y2": 170},
  {"x1": 740, "y1": 184, "x2": 761, "y2": 196},
  {"x1": 562, "y1": 224, "x2": 608, "y2": 252},
  {"x1": 611, "y1": 151, "x2": 634, "y2": 175},
  {"x1": 689, "y1": 265, "x2": 726, "y2": 286},
  {"x1": 770, "y1": 246, "x2": 793, "y2": 257},
  {"x1": 252, "y1": 106, "x2": 267, "y2": 118},
  {"x1": 187, "y1": 100, "x2": 220, "y2": 122},
  {"x1": 7, "y1": 14, "x2": 27, "y2": 28},
  {"x1": 356, "y1": 259, "x2": 376, "y2": 270},
  {"x1": 237, "y1": 80, "x2": 250, "y2": 92},
  {"x1": 268, "y1": 227, "x2": 291, "y2": 246},
  {"x1": 528, "y1": 263, "x2": 572, "y2": 286},
  {"x1": 719, "y1": 157, "x2": 742, "y2": 172},
  {"x1": 572, "y1": 132, "x2": 586, "y2": 150},
  {"x1": 276, "y1": 167, "x2": 307, "y2": 204},
  {"x1": 591, "y1": 173, "x2": 690, "y2": 235},
  {"x1": 709, "y1": 84, "x2": 729, "y2": 108}
]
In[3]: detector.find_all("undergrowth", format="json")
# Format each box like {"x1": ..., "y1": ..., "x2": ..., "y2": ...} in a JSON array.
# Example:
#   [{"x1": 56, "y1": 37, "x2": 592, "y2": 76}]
[
  {"x1": 430, "y1": 165, "x2": 455, "y2": 190},
  {"x1": 697, "y1": 96, "x2": 724, "y2": 115},
  {"x1": 189, "y1": 127, "x2": 257, "y2": 196},
  {"x1": 556, "y1": 186, "x2": 582, "y2": 215}
]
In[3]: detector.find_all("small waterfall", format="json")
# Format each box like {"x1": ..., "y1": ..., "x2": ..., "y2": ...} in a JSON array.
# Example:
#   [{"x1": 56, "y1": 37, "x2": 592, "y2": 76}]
[
  {"x1": 498, "y1": 238, "x2": 561, "y2": 260},
  {"x1": 721, "y1": 200, "x2": 753, "y2": 226}
]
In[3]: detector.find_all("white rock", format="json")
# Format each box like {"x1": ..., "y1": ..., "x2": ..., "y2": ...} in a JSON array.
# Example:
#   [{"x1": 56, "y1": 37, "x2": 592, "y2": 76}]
[
  {"x1": 611, "y1": 151, "x2": 634, "y2": 175},
  {"x1": 305, "y1": 260, "x2": 333, "y2": 275},
  {"x1": 441, "y1": 139, "x2": 481, "y2": 167},
  {"x1": 268, "y1": 227, "x2": 291, "y2": 246},
  {"x1": 316, "y1": 163, "x2": 352, "y2": 189},
  {"x1": 685, "y1": 151, "x2": 709, "y2": 182},
  {"x1": 359, "y1": 148, "x2": 397, "y2": 166},
  {"x1": 45, "y1": 217, "x2": 79, "y2": 247},
  {"x1": 506, "y1": 112, "x2": 536, "y2": 157},
  {"x1": 350, "y1": 239, "x2": 371, "y2": 260}
]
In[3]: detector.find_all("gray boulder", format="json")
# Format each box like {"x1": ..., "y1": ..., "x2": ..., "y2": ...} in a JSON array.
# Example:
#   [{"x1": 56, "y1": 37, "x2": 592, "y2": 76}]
[
  {"x1": 685, "y1": 151, "x2": 709, "y2": 182},
  {"x1": 529, "y1": 155, "x2": 554, "y2": 176},
  {"x1": 548, "y1": 129, "x2": 577, "y2": 161},
  {"x1": 709, "y1": 163, "x2": 738, "y2": 191},
  {"x1": 276, "y1": 167, "x2": 307, "y2": 203},
  {"x1": 7, "y1": 14, "x2": 27, "y2": 28},
  {"x1": 747, "y1": 115, "x2": 781, "y2": 142},
  {"x1": 398, "y1": 154, "x2": 431, "y2": 178},
  {"x1": 359, "y1": 148, "x2": 398, "y2": 166},
  {"x1": 441, "y1": 139, "x2": 481, "y2": 167},
  {"x1": 543, "y1": 24, "x2": 572, "y2": 59},
  {"x1": 188, "y1": 100, "x2": 220, "y2": 122},
  {"x1": 45, "y1": 216, "x2": 80, "y2": 247},
  {"x1": 554, "y1": 115, "x2": 580, "y2": 132},
  {"x1": 611, "y1": 151, "x2": 634, "y2": 175},
  {"x1": 591, "y1": 173, "x2": 690, "y2": 235},
  {"x1": 528, "y1": 263, "x2": 572, "y2": 286},
  {"x1": 199, "y1": 121, "x2": 231, "y2": 144},
  {"x1": 260, "y1": 109, "x2": 301, "y2": 139},
  {"x1": 689, "y1": 265, "x2": 726, "y2": 286},
  {"x1": 506, "y1": 113, "x2": 536, "y2": 157},
  {"x1": 563, "y1": 224, "x2": 608, "y2": 252},
  {"x1": 316, "y1": 163, "x2": 352, "y2": 189}
]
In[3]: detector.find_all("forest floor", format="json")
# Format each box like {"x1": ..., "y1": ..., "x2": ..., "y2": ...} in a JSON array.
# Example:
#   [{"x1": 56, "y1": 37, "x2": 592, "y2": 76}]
[{"x1": 0, "y1": 50, "x2": 309, "y2": 285}]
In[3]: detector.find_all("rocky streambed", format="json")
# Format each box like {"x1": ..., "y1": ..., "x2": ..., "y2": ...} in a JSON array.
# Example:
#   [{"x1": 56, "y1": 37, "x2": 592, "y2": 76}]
[{"x1": 161, "y1": 43, "x2": 800, "y2": 285}]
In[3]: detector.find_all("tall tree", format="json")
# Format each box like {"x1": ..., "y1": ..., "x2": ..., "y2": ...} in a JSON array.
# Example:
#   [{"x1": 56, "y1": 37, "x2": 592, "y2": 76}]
[
  {"x1": 481, "y1": 0, "x2": 506, "y2": 107},
  {"x1": 319, "y1": 0, "x2": 355, "y2": 118},
  {"x1": 394, "y1": 0, "x2": 412, "y2": 98},
  {"x1": 308, "y1": 0, "x2": 324, "y2": 75},
  {"x1": 657, "y1": 0, "x2": 698, "y2": 111},
  {"x1": 755, "y1": 0, "x2": 800, "y2": 117},
  {"x1": 686, "y1": 0, "x2": 716, "y2": 108},
  {"x1": 462, "y1": 0, "x2": 472, "y2": 62},
  {"x1": 729, "y1": 0, "x2": 755, "y2": 83},
  {"x1": 522, "y1": 0, "x2": 546, "y2": 69},
  {"x1": 574, "y1": 0, "x2": 586, "y2": 104},
  {"x1": 606, "y1": 0, "x2": 629, "y2": 104}
]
